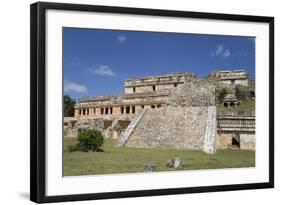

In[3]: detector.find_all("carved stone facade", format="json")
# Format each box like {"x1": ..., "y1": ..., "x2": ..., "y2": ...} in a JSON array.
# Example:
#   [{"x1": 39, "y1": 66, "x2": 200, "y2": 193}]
[
  {"x1": 74, "y1": 72, "x2": 197, "y2": 118},
  {"x1": 217, "y1": 111, "x2": 255, "y2": 150},
  {"x1": 208, "y1": 69, "x2": 249, "y2": 86},
  {"x1": 222, "y1": 90, "x2": 241, "y2": 107}
]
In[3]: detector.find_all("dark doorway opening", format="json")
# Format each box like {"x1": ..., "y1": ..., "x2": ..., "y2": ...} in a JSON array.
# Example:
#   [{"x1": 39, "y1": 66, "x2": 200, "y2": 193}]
[{"x1": 231, "y1": 133, "x2": 240, "y2": 148}]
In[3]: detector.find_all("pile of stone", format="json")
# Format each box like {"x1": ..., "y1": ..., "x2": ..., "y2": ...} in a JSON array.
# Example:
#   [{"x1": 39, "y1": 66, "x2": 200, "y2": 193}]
[
  {"x1": 144, "y1": 163, "x2": 157, "y2": 172},
  {"x1": 64, "y1": 117, "x2": 109, "y2": 138},
  {"x1": 166, "y1": 157, "x2": 184, "y2": 168}
]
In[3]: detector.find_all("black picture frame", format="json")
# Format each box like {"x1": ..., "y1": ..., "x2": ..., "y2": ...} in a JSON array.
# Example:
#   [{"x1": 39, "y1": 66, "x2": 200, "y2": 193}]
[{"x1": 30, "y1": 1, "x2": 274, "y2": 203}]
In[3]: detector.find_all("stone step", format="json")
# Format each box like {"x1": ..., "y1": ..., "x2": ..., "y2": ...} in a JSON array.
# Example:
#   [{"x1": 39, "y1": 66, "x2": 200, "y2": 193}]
[
  {"x1": 125, "y1": 106, "x2": 209, "y2": 150},
  {"x1": 116, "y1": 108, "x2": 147, "y2": 147},
  {"x1": 202, "y1": 106, "x2": 217, "y2": 154}
]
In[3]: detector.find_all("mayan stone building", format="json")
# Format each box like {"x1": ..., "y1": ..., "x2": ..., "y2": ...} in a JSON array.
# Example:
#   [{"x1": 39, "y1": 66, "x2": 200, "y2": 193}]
[
  {"x1": 208, "y1": 70, "x2": 249, "y2": 86},
  {"x1": 64, "y1": 69, "x2": 255, "y2": 154},
  {"x1": 73, "y1": 72, "x2": 196, "y2": 118}
]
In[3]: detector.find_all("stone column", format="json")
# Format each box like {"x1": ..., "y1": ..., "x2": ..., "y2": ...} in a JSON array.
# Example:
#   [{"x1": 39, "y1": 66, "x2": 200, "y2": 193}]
[
  {"x1": 74, "y1": 109, "x2": 80, "y2": 117},
  {"x1": 112, "y1": 107, "x2": 119, "y2": 115},
  {"x1": 96, "y1": 107, "x2": 101, "y2": 115},
  {"x1": 89, "y1": 108, "x2": 94, "y2": 116},
  {"x1": 135, "y1": 105, "x2": 142, "y2": 113}
]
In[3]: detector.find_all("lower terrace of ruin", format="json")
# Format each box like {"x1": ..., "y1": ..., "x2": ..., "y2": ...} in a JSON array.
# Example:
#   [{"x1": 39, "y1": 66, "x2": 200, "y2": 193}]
[{"x1": 74, "y1": 91, "x2": 170, "y2": 117}]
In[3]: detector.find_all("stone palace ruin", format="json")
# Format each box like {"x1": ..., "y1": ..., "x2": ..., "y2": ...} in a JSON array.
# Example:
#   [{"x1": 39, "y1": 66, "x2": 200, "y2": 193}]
[{"x1": 64, "y1": 70, "x2": 255, "y2": 154}]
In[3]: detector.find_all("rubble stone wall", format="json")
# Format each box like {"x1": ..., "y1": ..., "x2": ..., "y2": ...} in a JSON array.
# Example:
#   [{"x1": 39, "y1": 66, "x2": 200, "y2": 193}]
[{"x1": 166, "y1": 81, "x2": 216, "y2": 107}]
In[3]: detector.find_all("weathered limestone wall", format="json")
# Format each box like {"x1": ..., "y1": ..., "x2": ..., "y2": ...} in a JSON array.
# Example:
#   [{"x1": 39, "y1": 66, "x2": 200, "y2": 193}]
[
  {"x1": 64, "y1": 116, "x2": 132, "y2": 139},
  {"x1": 64, "y1": 117, "x2": 105, "y2": 138},
  {"x1": 156, "y1": 84, "x2": 175, "y2": 91},
  {"x1": 125, "y1": 87, "x2": 134, "y2": 94},
  {"x1": 124, "y1": 72, "x2": 196, "y2": 94},
  {"x1": 135, "y1": 85, "x2": 154, "y2": 93},
  {"x1": 232, "y1": 79, "x2": 248, "y2": 86},
  {"x1": 217, "y1": 112, "x2": 255, "y2": 150},
  {"x1": 220, "y1": 79, "x2": 248, "y2": 86},
  {"x1": 166, "y1": 81, "x2": 216, "y2": 107},
  {"x1": 217, "y1": 132, "x2": 255, "y2": 150},
  {"x1": 240, "y1": 133, "x2": 255, "y2": 150},
  {"x1": 217, "y1": 132, "x2": 233, "y2": 149},
  {"x1": 123, "y1": 107, "x2": 208, "y2": 150}
]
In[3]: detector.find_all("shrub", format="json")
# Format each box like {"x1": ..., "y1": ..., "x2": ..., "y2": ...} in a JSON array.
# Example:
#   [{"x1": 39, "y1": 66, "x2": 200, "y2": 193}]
[
  {"x1": 64, "y1": 95, "x2": 76, "y2": 117},
  {"x1": 76, "y1": 129, "x2": 104, "y2": 152},
  {"x1": 235, "y1": 85, "x2": 241, "y2": 96},
  {"x1": 217, "y1": 88, "x2": 227, "y2": 103},
  {"x1": 66, "y1": 144, "x2": 78, "y2": 152}
]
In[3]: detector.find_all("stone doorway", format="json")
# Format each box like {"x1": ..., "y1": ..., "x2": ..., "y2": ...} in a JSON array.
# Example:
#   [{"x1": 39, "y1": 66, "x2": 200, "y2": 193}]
[{"x1": 231, "y1": 133, "x2": 240, "y2": 149}]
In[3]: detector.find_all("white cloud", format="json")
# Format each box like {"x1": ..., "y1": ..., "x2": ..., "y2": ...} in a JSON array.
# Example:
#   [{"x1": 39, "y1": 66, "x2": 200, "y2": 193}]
[
  {"x1": 215, "y1": 45, "x2": 224, "y2": 55},
  {"x1": 211, "y1": 45, "x2": 231, "y2": 59},
  {"x1": 89, "y1": 65, "x2": 116, "y2": 76},
  {"x1": 222, "y1": 49, "x2": 231, "y2": 58},
  {"x1": 64, "y1": 81, "x2": 87, "y2": 93},
  {"x1": 117, "y1": 35, "x2": 126, "y2": 43}
]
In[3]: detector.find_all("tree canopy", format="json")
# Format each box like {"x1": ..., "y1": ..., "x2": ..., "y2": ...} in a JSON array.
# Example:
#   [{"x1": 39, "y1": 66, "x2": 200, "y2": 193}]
[{"x1": 64, "y1": 95, "x2": 76, "y2": 117}]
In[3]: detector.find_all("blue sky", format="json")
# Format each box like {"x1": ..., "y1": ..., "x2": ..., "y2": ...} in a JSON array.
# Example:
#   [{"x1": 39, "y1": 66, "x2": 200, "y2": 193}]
[{"x1": 63, "y1": 28, "x2": 255, "y2": 100}]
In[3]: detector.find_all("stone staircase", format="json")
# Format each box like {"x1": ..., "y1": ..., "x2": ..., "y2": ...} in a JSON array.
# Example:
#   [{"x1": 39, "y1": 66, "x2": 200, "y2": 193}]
[
  {"x1": 123, "y1": 106, "x2": 210, "y2": 151},
  {"x1": 202, "y1": 106, "x2": 217, "y2": 154},
  {"x1": 116, "y1": 108, "x2": 147, "y2": 147}
]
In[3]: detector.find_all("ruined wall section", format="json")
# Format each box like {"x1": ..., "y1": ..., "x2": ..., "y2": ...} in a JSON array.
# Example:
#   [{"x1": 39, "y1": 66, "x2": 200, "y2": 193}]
[
  {"x1": 125, "y1": 72, "x2": 197, "y2": 94},
  {"x1": 207, "y1": 70, "x2": 249, "y2": 86},
  {"x1": 64, "y1": 115, "x2": 133, "y2": 139},
  {"x1": 217, "y1": 111, "x2": 255, "y2": 150},
  {"x1": 166, "y1": 81, "x2": 216, "y2": 107},
  {"x1": 124, "y1": 107, "x2": 208, "y2": 150}
]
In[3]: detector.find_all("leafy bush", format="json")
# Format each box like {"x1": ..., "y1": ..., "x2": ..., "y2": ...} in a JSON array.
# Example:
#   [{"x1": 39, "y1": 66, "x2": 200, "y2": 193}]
[
  {"x1": 235, "y1": 85, "x2": 241, "y2": 96},
  {"x1": 217, "y1": 88, "x2": 227, "y2": 103},
  {"x1": 73, "y1": 129, "x2": 104, "y2": 152}
]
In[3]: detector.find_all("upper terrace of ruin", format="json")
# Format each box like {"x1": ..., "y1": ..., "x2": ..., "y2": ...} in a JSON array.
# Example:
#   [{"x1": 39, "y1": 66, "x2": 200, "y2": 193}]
[
  {"x1": 209, "y1": 69, "x2": 249, "y2": 80},
  {"x1": 124, "y1": 72, "x2": 197, "y2": 94},
  {"x1": 76, "y1": 70, "x2": 251, "y2": 105}
]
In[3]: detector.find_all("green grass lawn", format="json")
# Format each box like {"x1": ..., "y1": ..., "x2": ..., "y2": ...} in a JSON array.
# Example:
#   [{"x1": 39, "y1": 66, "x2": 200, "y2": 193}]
[{"x1": 64, "y1": 138, "x2": 255, "y2": 176}]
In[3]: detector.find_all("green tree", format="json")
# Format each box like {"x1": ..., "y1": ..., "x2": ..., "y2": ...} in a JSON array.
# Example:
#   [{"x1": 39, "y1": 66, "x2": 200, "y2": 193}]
[
  {"x1": 64, "y1": 95, "x2": 76, "y2": 117},
  {"x1": 217, "y1": 88, "x2": 227, "y2": 103}
]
